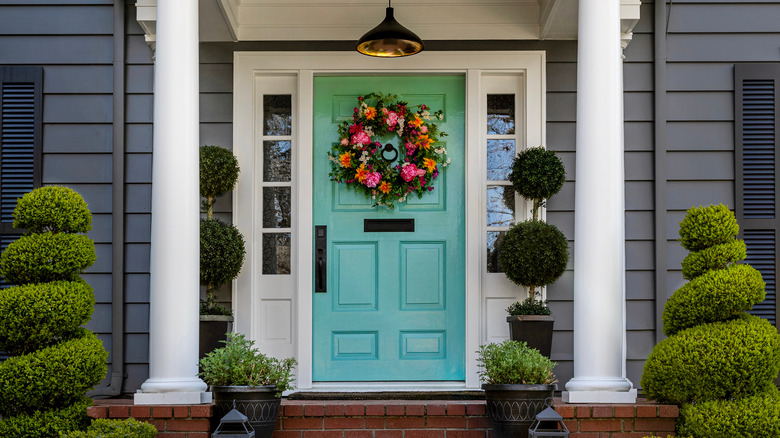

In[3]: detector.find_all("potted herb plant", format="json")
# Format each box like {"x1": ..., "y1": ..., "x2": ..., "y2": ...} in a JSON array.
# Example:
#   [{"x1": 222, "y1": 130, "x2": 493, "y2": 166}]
[
  {"x1": 199, "y1": 333, "x2": 296, "y2": 438},
  {"x1": 478, "y1": 339, "x2": 557, "y2": 438},
  {"x1": 199, "y1": 145, "x2": 246, "y2": 358},
  {"x1": 499, "y1": 147, "x2": 568, "y2": 357}
]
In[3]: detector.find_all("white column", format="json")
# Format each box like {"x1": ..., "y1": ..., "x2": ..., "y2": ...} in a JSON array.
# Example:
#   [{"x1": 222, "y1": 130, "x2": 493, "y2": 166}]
[
  {"x1": 563, "y1": 0, "x2": 637, "y2": 403},
  {"x1": 135, "y1": 0, "x2": 209, "y2": 405}
]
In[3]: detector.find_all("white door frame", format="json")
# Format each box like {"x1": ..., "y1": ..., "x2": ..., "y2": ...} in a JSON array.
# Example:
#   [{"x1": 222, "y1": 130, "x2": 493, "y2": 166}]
[{"x1": 232, "y1": 51, "x2": 545, "y2": 390}]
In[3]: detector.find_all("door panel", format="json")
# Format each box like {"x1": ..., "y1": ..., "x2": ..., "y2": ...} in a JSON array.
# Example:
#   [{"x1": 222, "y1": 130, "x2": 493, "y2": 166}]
[{"x1": 313, "y1": 75, "x2": 465, "y2": 381}]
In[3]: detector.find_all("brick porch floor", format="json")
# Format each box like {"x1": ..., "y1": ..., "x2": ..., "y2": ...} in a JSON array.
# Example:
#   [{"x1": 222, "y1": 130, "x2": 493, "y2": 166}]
[{"x1": 89, "y1": 397, "x2": 678, "y2": 437}]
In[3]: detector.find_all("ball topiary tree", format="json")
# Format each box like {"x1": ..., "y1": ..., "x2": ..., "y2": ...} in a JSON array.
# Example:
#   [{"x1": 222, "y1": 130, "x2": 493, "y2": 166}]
[
  {"x1": 0, "y1": 186, "x2": 108, "y2": 438},
  {"x1": 641, "y1": 204, "x2": 780, "y2": 436},
  {"x1": 500, "y1": 147, "x2": 569, "y2": 312},
  {"x1": 199, "y1": 145, "x2": 246, "y2": 315}
]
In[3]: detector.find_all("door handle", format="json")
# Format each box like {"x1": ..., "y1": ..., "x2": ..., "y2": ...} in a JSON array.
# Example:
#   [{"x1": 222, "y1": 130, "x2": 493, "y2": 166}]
[{"x1": 315, "y1": 225, "x2": 327, "y2": 292}]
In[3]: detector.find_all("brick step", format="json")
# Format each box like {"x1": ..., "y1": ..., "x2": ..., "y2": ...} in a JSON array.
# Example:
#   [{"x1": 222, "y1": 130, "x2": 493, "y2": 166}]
[{"x1": 88, "y1": 397, "x2": 678, "y2": 438}]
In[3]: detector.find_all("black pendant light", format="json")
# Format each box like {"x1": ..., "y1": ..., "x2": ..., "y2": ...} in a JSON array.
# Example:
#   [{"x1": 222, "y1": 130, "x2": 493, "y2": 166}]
[{"x1": 356, "y1": 1, "x2": 424, "y2": 57}]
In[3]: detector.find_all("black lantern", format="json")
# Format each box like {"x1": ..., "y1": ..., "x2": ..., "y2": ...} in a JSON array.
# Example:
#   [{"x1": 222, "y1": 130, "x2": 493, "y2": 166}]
[
  {"x1": 356, "y1": 1, "x2": 423, "y2": 57},
  {"x1": 211, "y1": 402, "x2": 256, "y2": 438},
  {"x1": 527, "y1": 406, "x2": 570, "y2": 437}
]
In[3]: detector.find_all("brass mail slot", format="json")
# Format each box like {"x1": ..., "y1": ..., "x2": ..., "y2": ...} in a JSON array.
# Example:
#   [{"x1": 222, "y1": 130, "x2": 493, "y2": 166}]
[{"x1": 364, "y1": 218, "x2": 415, "y2": 232}]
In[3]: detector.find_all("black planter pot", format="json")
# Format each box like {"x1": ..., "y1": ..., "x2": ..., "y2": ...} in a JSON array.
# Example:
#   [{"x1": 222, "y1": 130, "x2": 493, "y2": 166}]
[
  {"x1": 212, "y1": 385, "x2": 280, "y2": 438},
  {"x1": 507, "y1": 315, "x2": 554, "y2": 357},
  {"x1": 199, "y1": 315, "x2": 233, "y2": 359},
  {"x1": 482, "y1": 384, "x2": 556, "y2": 438}
]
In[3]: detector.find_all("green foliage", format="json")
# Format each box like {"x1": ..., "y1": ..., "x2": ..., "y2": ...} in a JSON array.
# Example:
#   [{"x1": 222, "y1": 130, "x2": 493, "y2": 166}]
[
  {"x1": 0, "y1": 398, "x2": 92, "y2": 438},
  {"x1": 678, "y1": 204, "x2": 738, "y2": 252},
  {"x1": 681, "y1": 238, "x2": 746, "y2": 280},
  {"x1": 476, "y1": 339, "x2": 557, "y2": 385},
  {"x1": 63, "y1": 418, "x2": 158, "y2": 438},
  {"x1": 199, "y1": 333, "x2": 297, "y2": 397},
  {"x1": 506, "y1": 296, "x2": 551, "y2": 316},
  {"x1": 678, "y1": 386, "x2": 780, "y2": 438},
  {"x1": 200, "y1": 145, "x2": 240, "y2": 214},
  {"x1": 12, "y1": 186, "x2": 92, "y2": 234},
  {"x1": 0, "y1": 280, "x2": 94, "y2": 355},
  {"x1": 0, "y1": 233, "x2": 96, "y2": 285},
  {"x1": 199, "y1": 294, "x2": 232, "y2": 316},
  {"x1": 498, "y1": 220, "x2": 569, "y2": 289},
  {"x1": 0, "y1": 332, "x2": 108, "y2": 417},
  {"x1": 641, "y1": 315, "x2": 780, "y2": 405},
  {"x1": 200, "y1": 218, "x2": 246, "y2": 292},
  {"x1": 509, "y1": 147, "x2": 565, "y2": 209},
  {"x1": 662, "y1": 264, "x2": 765, "y2": 336}
]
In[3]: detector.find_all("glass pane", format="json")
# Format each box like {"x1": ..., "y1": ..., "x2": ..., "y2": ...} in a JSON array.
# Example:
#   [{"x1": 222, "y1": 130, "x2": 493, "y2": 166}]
[
  {"x1": 487, "y1": 231, "x2": 506, "y2": 273},
  {"x1": 263, "y1": 140, "x2": 292, "y2": 182},
  {"x1": 487, "y1": 139, "x2": 515, "y2": 181},
  {"x1": 263, "y1": 232, "x2": 291, "y2": 275},
  {"x1": 487, "y1": 94, "x2": 515, "y2": 135},
  {"x1": 263, "y1": 187, "x2": 291, "y2": 228},
  {"x1": 487, "y1": 185, "x2": 515, "y2": 227},
  {"x1": 263, "y1": 95, "x2": 292, "y2": 136}
]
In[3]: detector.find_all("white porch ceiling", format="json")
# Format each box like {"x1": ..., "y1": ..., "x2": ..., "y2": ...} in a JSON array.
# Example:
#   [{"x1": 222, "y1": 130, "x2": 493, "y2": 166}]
[{"x1": 136, "y1": 0, "x2": 641, "y2": 45}]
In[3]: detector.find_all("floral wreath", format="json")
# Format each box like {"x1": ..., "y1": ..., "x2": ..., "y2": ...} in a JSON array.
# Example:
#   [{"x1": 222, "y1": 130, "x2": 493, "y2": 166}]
[{"x1": 328, "y1": 93, "x2": 449, "y2": 208}]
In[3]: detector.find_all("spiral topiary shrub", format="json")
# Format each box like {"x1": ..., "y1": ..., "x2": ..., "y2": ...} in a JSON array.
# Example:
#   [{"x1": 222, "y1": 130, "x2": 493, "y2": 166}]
[
  {"x1": 0, "y1": 187, "x2": 108, "y2": 437},
  {"x1": 0, "y1": 232, "x2": 96, "y2": 284},
  {"x1": 641, "y1": 204, "x2": 780, "y2": 436},
  {"x1": 11, "y1": 186, "x2": 92, "y2": 233},
  {"x1": 681, "y1": 238, "x2": 746, "y2": 280},
  {"x1": 63, "y1": 418, "x2": 158, "y2": 438},
  {"x1": 662, "y1": 264, "x2": 765, "y2": 336},
  {"x1": 678, "y1": 204, "x2": 738, "y2": 251},
  {"x1": 678, "y1": 386, "x2": 780, "y2": 437},
  {"x1": 0, "y1": 280, "x2": 94, "y2": 355},
  {"x1": 641, "y1": 314, "x2": 780, "y2": 405}
]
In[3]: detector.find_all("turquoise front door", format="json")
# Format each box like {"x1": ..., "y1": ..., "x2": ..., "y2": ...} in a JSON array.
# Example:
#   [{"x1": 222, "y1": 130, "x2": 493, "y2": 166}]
[{"x1": 312, "y1": 76, "x2": 466, "y2": 381}]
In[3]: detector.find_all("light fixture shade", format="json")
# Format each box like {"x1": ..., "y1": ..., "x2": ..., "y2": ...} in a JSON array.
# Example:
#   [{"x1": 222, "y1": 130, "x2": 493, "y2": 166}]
[{"x1": 356, "y1": 7, "x2": 424, "y2": 57}]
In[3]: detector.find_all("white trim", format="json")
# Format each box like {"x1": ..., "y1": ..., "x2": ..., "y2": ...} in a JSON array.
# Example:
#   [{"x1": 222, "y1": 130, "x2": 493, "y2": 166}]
[{"x1": 234, "y1": 51, "x2": 545, "y2": 390}]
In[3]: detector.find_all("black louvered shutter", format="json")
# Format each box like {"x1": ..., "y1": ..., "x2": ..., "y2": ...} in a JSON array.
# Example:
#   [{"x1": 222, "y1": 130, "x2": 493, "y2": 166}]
[{"x1": 735, "y1": 64, "x2": 780, "y2": 325}]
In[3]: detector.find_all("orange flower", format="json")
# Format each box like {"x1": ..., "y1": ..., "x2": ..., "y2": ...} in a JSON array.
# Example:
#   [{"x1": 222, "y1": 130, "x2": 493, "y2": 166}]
[
  {"x1": 408, "y1": 115, "x2": 423, "y2": 129},
  {"x1": 355, "y1": 163, "x2": 368, "y2": 183},
  {"x1": 364, "y1": 107, "x2": 377, "y2": 120},
  {"x1": 416, "y1": 134, "x2": 433, "y2": 150},
  {"x1": 339, "y1": 152, "x2": 353, "y2": 168},
  {"x1": 423, "y1": 158, "x2": 437, "y2": 173},
  {"x1": 379, "y1": 181, "x2": 392, "y2": 194}
]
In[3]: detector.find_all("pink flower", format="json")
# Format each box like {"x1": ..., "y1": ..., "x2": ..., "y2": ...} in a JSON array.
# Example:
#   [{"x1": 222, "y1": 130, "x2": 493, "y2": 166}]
[
  {"x1": 349, "y1": 123, "x2": 363, "y2": 134},
  {"x1": 386, "y1": 111, "x2": 398, "y2": 128},
  {"x1": 364, "y1": 172, "x2": 381, "y2": 188},
  {"x1": 420, "y1": 125, "x2": 428, "y2": 133},
  {"x1": 340, "y1": 138, "x2": 349, "y2": 145},
  {"x1": 400, "y1": 163, "x2": 419, "y2": 182},
  {"x1": 351, "y1": 131, "x2": 371, "y2": 145},
  {"x1": 417, "y1": 168, "x2": 426, "y2": 177}
]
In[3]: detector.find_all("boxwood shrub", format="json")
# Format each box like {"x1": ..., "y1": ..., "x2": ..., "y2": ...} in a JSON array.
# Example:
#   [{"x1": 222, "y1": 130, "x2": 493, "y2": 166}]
[
  {"x1": 200, "y1": 218, "x2": 246, "y2": 291},
  {"x1": 678, "y1": 204, "x2": 738, "y2": 252},
  {"x1": 678, "y1": 386, "x2": 780, "y2": 438},
  {"x1": 641, "y1": 314, "x2": 780, "y2": 405},
  {"x1": 0, "y1": 398, "x2": 92, "y2": 438},
  {"x1": 0, "y1": 232, "x2": 96, "y2": 285},
  {"x1": 12, "y1": 186, "x2": 92, "y2": 234},
  {"x1": 0, "y1": 280, "x2": 94, "y2": 355},
  {"x1": 509, "y1": 147, "x2": 565, "y2": 205},
  {"x1": 0, "y1": 332, "x2": 107, "y2": 417},
  {"x1": 64, "y1": 418, "x2": 157, "y2": 438},
  {"x1": 662, "y1": 264, "x2": 765, "y2": 336},
  {"x1": 681, "y1": 238, "x2": 746, "y2": 280},
  {"x1": 498, "y1": 220, "x2": 569, "y2": 289}
]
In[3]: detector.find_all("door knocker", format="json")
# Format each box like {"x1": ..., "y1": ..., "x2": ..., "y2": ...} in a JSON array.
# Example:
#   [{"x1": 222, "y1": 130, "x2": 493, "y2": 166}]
[{"x1": 381, "y1": 143, "x2": 398, "y2": 163}]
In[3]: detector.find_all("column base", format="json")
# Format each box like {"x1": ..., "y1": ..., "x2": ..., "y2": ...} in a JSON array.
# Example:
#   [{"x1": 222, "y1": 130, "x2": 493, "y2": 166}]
[
  {"x1": 562, "y1": 389, "x2": 637, "y2": 404},
  {"x1": 134, "y1": 391, "x2": 212, "y2": 405}
]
